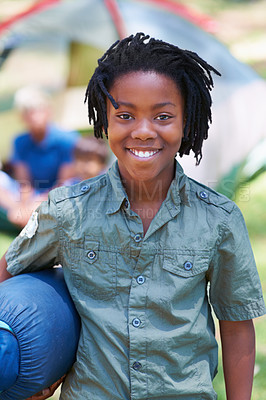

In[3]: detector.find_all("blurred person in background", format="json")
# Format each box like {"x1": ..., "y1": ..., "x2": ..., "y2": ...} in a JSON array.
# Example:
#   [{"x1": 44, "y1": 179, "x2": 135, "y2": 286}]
[
  {"x1": 0, "y1": 163, "x2": 47, "y2": 231},
  {"x1": 0, "y1": 86, "x2": 79, "y2": 231},
  {"x1": 0, "y1": 136, "x2": 109, "y2": 230},
  {"x1": 9, "y1": 86, "x2": 79, "y2": 199},
  {"x1": 64, "y1": 135, "x2": 109, "y2": 186}
]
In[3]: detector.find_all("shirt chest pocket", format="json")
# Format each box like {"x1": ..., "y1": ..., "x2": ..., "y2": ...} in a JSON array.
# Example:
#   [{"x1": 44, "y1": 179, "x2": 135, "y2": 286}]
[
  {"x1": 161, "y1": 251, "x2": 210, "y2": 301},
  {"x1": 163, "y1": 251, "x2": 209, "y2": 278},
  {"x1": 70, "y1": 239, "x2": 117, "y2": 300}
]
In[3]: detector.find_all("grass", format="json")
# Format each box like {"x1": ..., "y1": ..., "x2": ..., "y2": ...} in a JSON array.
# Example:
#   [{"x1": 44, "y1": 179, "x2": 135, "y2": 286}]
[
  {"x1": 0, "y1": 231, "x2": 15, "y2": 253},
  {"x1": 1, "y1": 173, "x2": 266, "y2": 399}
]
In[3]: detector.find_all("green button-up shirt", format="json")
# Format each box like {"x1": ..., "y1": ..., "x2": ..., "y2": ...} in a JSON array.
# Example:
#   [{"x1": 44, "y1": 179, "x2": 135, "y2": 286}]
[{"x1": 6, "y1": 161, "x2": 266, "y2": 400}]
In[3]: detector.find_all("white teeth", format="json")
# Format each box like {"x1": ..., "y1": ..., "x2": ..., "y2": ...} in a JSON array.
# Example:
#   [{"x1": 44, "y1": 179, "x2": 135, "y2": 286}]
[{"x1": 130, "y1": 149, "x2": 159, "y2": 158}]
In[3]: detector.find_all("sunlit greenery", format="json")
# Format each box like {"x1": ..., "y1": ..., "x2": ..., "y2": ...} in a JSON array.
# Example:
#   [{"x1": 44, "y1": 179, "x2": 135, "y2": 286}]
[{"x1": 213, "y1": 173, "x2": 266, "y2": 399}]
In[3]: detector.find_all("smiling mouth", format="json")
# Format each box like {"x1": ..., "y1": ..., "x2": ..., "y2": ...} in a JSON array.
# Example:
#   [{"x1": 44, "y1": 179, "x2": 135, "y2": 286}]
[{"x1": 129, "y1": 149, "x2": 160, "y2": 158}]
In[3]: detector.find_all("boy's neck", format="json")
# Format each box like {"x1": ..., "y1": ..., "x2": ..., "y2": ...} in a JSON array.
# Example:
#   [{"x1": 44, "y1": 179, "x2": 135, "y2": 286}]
[
  {"x1": 120, "y1": 162, "x2": 176, "y2": 205},
  {"x1": 123, "y1": 177, "x2": 171, "y2": 205},
  {"x1": 122, "y1": 176, "x2": 173, "y2": 235}
]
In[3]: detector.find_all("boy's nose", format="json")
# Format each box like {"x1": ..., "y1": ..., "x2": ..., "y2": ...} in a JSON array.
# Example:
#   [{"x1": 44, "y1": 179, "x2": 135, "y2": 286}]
[{"x1": 131, "y1": 119, "x2": 157, "y2": 140}]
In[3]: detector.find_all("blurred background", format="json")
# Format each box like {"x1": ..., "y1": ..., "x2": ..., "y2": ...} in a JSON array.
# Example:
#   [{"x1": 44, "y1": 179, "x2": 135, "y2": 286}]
[
  {"x1": 0, "y1": 1, "x2": 266, "y2": 399},
  {"x1": 1, "y1": 0, "x2": 266, "y2": 195}
]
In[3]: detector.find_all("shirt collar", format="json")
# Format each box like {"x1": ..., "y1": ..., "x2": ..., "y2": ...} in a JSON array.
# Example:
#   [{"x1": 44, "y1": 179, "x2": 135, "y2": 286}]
[
  {"x1": 106, "y1": 160, "x2": 190, "y2": 215},
  {"x1": 106, "y1": 161, "x2": 128, "y2": 214},
  {"x1": 172, "y1": 160, "x2": 191, "y2": 207}
]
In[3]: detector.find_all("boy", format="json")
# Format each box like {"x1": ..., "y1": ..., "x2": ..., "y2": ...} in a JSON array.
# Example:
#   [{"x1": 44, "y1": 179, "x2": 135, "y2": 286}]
[
  {"x1": 10, "y1": 86, "x2": 79, "y2": 194},
  {"x1": 63, "y1": 136, "x2": 109, "y2": 185},
  {"x1": 0, "y1": 33, "x2": 265, "y2": 400}
]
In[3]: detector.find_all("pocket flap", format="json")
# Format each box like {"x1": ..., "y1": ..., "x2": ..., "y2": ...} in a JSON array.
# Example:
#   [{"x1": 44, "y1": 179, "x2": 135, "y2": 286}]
[{"x1": 163, "y1": 250, "x2": 209, "y2": 278}]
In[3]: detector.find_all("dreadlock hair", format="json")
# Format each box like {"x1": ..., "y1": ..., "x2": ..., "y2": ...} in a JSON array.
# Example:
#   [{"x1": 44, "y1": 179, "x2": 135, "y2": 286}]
[{"x1": 85, "y1": 32, "x2": 221, "y2": 164}]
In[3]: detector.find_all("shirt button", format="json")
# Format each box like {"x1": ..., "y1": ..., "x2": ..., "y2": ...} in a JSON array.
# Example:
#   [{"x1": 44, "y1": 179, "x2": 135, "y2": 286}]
[
  {"x1": 81, "y1": 185, "x2": 89, "y2": 192},
  {"x1": 132, "y1": 361, "x2": 142, "y2": 371},
  {"x1": 199, "y1": 190, "x2": 208, "y2": 199},
  {"x1": 124, "y1": 199, "x2": 129, "y2": 208},
  {"x1": 184, "y1": 261, "x2": 193, "y2": 271},
  {"x1": 132, "y1": 318, "x2": 141, "y2": 328},
  {"x1": 134, "y1": 234, "x2": 142, "y2": 243},
  {"x1": 136, "y1": 275, "x2": 145, "y2": 285},
  {"x1": 87, "y1": 250, "x2": 96, "y2": 260}
]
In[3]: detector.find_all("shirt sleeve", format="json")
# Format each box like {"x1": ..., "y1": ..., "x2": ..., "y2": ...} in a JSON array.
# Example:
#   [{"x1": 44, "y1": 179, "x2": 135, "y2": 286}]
[
  {"x1": 208, "y1": 204, "x2": 266, "y2": 321},
  {"x1": 6, "y1": 193, "x2": 60, "y2": 276}
]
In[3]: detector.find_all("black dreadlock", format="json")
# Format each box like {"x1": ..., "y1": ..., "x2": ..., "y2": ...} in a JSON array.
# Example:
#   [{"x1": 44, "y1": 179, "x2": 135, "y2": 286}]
[{"x1": 85, "y1": 32, "x2": 221, "y2": 164}]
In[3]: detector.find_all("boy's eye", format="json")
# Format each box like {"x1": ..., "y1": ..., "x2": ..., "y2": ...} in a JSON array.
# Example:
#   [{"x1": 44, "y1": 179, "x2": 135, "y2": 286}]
[
  {"x1": 118, "y1": 113, "x2": 133, "y2": 120},
  {"x1": 155, "y1": 114, "x2": 172, "y2": 121}
]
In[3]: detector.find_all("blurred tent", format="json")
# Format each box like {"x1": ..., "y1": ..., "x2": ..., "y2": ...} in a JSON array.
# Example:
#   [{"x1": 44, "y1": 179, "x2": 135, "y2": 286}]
[{"x1": 0, "y1": 0, "x2": 266, "y2": 194}]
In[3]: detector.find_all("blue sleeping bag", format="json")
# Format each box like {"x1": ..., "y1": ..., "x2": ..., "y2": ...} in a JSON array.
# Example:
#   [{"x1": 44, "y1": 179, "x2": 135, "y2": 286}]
[{"x1": 0, "y1": 268, "x2": 81, "y2": 400}]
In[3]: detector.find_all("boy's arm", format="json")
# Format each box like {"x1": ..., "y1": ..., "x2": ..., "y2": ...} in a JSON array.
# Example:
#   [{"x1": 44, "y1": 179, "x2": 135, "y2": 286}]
[
  {"x1": 219, "y1": 319, "x2": 255, "y2": 400},
  {"x1": 25, "y1": 375, "x2": 66, "y2": 400},
  {"x1": 0, "y1": 252, "x2": 65, "y2": 399},
  {"x1": 0, "y1": 253, "x2": 12, "y2": 282}
]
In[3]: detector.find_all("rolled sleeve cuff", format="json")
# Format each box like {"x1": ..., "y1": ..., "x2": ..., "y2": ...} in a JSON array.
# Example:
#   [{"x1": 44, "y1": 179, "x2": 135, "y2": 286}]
[
  {"x1": 6, "y1": 263, "x2": 25, "y2": 276},
  {"x1": 6, "y1": 247, "x2": 26, "y2": 276},
  {"x1": 213, "y1": 297, "x2": 266, "y2": 321}
]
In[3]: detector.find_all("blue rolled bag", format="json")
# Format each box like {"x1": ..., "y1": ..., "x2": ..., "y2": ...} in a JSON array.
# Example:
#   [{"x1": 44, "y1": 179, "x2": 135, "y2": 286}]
[{"x1": 0, "y1": 268, "x2": 81, "y2": 400}]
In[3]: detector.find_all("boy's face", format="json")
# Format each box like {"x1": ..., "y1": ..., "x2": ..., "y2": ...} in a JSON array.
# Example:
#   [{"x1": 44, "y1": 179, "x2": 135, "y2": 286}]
[
  {"x1": 74, "y1": 155, "x2": 104, "y2": 181},
  {"x1": 106, "y1": 71, "x2": 184, "y2": 186},
  {"x1": 21, "y1": 106, "x2": 50, "y2": 141}
]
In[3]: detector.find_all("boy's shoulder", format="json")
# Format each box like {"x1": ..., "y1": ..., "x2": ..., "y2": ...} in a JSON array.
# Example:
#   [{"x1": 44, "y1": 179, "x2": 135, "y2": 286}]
[
  {"x1": 187, "y1": 177, "x2": 235, "y2": 214},
  {"x1": 49, "y1": 174, "x2": 107, "y2": 204}
]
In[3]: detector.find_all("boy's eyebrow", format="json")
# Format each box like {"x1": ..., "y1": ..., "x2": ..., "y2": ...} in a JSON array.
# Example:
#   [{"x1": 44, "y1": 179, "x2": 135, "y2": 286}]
[
  {"x1": 152, "y1": 102, "x2": 177, "y2": 109},
  {"x1": 117, "y1": 101, "x2": 177, "y2": 109},
  {"x1": 117, "y1": 101, "x2": 137, "y2": 109}
]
